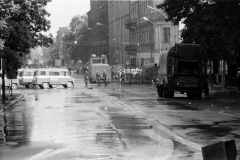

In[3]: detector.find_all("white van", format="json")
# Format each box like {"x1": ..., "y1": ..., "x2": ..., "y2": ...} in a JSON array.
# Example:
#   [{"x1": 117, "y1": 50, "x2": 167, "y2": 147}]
[
  {"x1": 18, "y1": 68, "x2": 36, "y2": 88},
  {"x1": 32, "y1": 68, "x2": 74, "y2": 89}
]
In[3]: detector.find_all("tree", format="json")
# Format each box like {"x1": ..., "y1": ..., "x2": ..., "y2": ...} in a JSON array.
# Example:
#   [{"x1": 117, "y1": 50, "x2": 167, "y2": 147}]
[
  {"x1": 158, "y1": 0, "x2": 240, "y2": 84},
  {"x1": 0, "y1": 0, "x2": 53, "y2": 72},
  {"x1": 63, "y1": 15, "x2": 90, "y2": 64}
]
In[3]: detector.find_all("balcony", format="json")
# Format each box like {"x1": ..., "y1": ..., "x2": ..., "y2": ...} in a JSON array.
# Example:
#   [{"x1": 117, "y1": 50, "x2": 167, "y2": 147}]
[
  {"x1": 125, "y1": 44, "x2": 138, "y2": 56},
  {"x1": 125, "y1": 19, "x2": 137, "y2": 30}
]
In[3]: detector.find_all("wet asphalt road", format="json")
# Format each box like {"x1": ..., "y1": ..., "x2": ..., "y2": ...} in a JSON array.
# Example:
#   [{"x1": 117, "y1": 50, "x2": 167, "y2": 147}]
[{"x1": 0, "y1": 77, "x2": 239, "y2": 160}]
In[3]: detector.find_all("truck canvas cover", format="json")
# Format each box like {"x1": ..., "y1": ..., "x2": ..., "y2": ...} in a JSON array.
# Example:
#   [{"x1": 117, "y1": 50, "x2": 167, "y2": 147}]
[{"x1": 175, "y1": 44, "x2": 202, "y2": 60}]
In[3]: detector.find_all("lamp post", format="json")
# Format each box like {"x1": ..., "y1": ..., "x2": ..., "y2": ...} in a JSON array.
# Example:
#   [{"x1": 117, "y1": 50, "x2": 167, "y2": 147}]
[{"x1": 96, "y1": 22, "x2": 109, "y2": 29}]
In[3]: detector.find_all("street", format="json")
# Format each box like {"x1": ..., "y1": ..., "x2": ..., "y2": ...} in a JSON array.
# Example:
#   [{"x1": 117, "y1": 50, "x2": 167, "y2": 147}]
[{"x1": 0, "y1": 75, "x2": 239, "y2": 160}]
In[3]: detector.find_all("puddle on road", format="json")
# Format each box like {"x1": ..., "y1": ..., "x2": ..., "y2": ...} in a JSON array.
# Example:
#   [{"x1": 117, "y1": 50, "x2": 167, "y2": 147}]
[
  {"x1": 172, "y1": 124, "x2": 234, "y2": 140},
  {"x1": 66, "y1": 95, "x2": 101, "y2": 104},
  {"x1": 0, "y1": 112, "x2": 31, "y2": 147}
]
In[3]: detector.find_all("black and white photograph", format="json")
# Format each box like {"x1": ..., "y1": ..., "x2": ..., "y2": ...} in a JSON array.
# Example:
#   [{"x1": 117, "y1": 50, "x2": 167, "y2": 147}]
[{"x1": 0, "y1": 0, "x2": 239, "y2": 159}]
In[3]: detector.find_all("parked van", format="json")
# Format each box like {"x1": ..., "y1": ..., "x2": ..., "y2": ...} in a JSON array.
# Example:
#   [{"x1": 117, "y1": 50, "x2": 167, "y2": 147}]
[
  {"x1": 18, "y1": 68, "x2": 36, "y2": 88},
  {"x1": 0, "y1": 75, "x2": 19, "y2": 90},
  {"x1": 32, "y1": 68, "x2": 74, "y2": 89}
]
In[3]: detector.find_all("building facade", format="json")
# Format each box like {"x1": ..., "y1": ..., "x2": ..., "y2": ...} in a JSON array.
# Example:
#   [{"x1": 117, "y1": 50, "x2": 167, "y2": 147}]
[
  {"x1": 108, "y1": 0, "x2": 130, "y2": 65},
  {"x1": 87, "y1": 0, "x2": 109, "y2": 60}
]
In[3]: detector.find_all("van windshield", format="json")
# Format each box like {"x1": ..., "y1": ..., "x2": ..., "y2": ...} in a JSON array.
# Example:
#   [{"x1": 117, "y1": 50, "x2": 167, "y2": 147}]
[
  {"x1": 177, "y1": 61, "x2": 199, "y2": 75},
  {"x1": 24, "y1": 72, "x2": 32, "y2": 76}
]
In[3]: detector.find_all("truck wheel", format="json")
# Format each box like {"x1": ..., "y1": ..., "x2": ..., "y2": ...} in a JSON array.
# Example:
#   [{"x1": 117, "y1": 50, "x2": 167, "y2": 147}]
[
  {"x1": 42, "y1": 83, "x2": 49, "y2": 89},
  {"x1": 25, "y1": 85, "x2": 29, "y2": 88},
  {"x1": 63, "y1": 84, "x2": 67, "y2": 88},
  {"x1": 39, "y1": 85, "x2": 44, "y2": 89},
  {"x1": 157, "y1": 85, "x2": 163, "y2": 97},
  {"x1": 165, "y1": 91, "x2": 174, "y2": 98},
  {"x1": 187, "y1": 92, "x2": 196, "y2": 99},
  {"x1": 196, "y1": 92, "x2": 202, "y2": 99}
]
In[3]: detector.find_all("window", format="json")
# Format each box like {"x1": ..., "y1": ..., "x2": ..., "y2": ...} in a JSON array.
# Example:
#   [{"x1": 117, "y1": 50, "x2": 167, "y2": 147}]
[
  {"x1": 39, "y1": 71, "x2": 46, "y2": 76},
  {"x1": 49, "y1": 72, "x2": 60, "y2": 76},
  {"x1": 33, "y1": 71, "x2": 37, "y2": 76},
  {"x1": 163, "y1": 28, "x2": 170, "y2": 43}
]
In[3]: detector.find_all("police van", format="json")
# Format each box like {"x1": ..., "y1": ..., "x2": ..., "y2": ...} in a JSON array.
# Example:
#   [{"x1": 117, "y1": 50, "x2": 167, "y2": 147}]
[{"x1": 32, "y1": 68, "x2": 74, "y2": 89}]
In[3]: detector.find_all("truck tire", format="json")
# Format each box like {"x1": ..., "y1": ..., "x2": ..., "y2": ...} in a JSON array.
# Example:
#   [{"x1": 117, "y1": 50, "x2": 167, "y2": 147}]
[
  {"x1": 187, "y1": 92, "x2": 195, "y2": 99},
  {"x1": 196, "y1": 92, "x2": 202, "y2": 99},
  {"x1": 157, "y1": 85, "x2": 163, "y2": 97},
  {"x1": 25, "y1": 85, "x2": 29, "y2": 88},
  {"x1": 165, "y1": 91, "x2": 174, "y2": 98}
]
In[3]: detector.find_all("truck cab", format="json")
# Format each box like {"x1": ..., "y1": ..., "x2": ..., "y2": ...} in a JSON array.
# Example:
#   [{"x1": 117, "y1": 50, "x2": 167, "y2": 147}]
[{"x1": 156, "y1": 43, "x2": 209, "y2": 99}]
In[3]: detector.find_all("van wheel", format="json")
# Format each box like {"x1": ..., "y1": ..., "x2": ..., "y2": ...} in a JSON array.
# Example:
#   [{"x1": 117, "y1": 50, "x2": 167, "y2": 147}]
[
  {"x1": 25, "y1": 85, "x2": 29, "y2": 88},
  {"x1": 11, "y1": 84, "x2": 17, "y2": 90},
  {"x1": 49, "y1": 84, "x2": 57, "y2": 89},
  {"x1": 42, "y1": 83, "x2": 49, "y2": 89},
  {"x1": 157, "y1": 85, "x2": 163, "y2": 97},
  {"x1": 67, "y1": 82, "x2": 73, "y2": 88},
  {"x1": 29, "y1": 84, "x2": 34, "y2": 88}
]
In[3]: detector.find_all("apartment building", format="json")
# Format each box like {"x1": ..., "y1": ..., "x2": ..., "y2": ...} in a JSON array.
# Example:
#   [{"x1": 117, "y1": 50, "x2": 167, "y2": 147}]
[{"x1": 87, "y1": 0, "x2": 109, "y2": 59}]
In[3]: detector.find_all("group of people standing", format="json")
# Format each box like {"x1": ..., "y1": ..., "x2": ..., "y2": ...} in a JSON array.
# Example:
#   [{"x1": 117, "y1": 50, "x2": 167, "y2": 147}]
[
  {"x1": 117, "y1": 68, "x2": 142, "y2": 85},
  {"x1": 83, "y1": 70, "x2": 107, "y2": 86}
]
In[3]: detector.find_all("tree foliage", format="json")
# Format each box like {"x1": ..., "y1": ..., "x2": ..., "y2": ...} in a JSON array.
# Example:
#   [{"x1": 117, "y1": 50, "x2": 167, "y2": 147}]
[
  {"x1": 63, "y1": 15, "x2": 90, "y2": 64},
  {"x1": 158, "y1": 0, "x2": 240, "y2": 65},
  {"x1": 0, "y1": 0, "x2": 53, "y2": 72}
]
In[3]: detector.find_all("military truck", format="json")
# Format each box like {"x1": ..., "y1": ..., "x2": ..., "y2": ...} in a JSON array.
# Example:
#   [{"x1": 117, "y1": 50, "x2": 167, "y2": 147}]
[
  {"x1": 156, "y1": 43, "x2": 209, "y2": 99},
  {"x1": 88, "y1": 54, "x2": 111, "y2": 83}
]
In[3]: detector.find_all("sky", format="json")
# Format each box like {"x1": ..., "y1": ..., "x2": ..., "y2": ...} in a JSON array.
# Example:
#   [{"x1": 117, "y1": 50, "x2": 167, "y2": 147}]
[{"x1": 45, "y1": 0, "x2": 90, "y2": 37}]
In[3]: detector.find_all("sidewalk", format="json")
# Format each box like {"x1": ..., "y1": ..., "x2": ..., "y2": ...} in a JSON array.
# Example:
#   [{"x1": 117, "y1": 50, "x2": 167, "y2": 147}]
[
  {"x1": 174, "y1": 84, "x2": 240, "y2": 118},
  {"x1": 0, "y1": 93, "x2": 24, "y2": 112}
]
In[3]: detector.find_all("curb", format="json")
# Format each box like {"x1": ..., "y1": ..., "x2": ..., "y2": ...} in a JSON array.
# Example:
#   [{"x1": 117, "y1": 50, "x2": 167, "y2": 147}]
[{"x1": 1, "y1": 94, "x2": 25, "y2": 112}]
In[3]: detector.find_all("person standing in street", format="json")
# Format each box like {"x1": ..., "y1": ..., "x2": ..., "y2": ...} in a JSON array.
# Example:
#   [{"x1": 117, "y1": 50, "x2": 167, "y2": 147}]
[
  {"x1": 96, "y1": 71, "x2": 101, "y2": 86},
  {"x1": 84, "y1": 70, "x2": 89, "y2": 86},
  {"x1": 103, "y1": 70, "x2": 107, "y2": 86}
]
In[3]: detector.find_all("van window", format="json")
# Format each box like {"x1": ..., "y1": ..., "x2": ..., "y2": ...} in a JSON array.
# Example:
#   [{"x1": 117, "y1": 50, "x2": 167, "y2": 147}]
[
  {"x1": 33, "y1": 71, "x2": 37, "y2": 76},
  {"x1": 49, "y1": 72, "x2": 60, "y2": 76},
  {"x1": 19, "y1": 72, "x2": 24, "y2": 76},
  {"x1": 40, "y1": 71, "x2": 46, "y2": 76},
  {"x1": 24, "y1": 72, "x2": 32, "y2": 76}
]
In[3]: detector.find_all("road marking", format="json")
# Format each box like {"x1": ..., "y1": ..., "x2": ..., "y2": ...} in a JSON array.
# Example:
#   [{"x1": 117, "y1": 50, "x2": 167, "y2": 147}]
[{"x1": 27, "y1": 149, "x2": 53, "y2": 160}]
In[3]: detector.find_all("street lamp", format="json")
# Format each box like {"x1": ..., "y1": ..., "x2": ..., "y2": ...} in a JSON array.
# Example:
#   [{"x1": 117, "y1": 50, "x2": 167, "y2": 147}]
[
  {"x1": 96, "y1": 22, "x2": 109, "y2": 28},
  {"x1": 147, "y1": 6, "x2": 173, "y2": 52},
  {"x1": 147, "y1": 6, "x2": 168, "y2": 19},
  {"x1": 142, "y1": 17, "x2": 156, "y2": 25}
]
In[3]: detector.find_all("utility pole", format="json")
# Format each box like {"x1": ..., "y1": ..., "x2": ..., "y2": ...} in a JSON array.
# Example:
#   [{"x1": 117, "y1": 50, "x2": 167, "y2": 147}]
[{"x1": 1, "y1": 58, "x2": 6, "y2": 104}]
